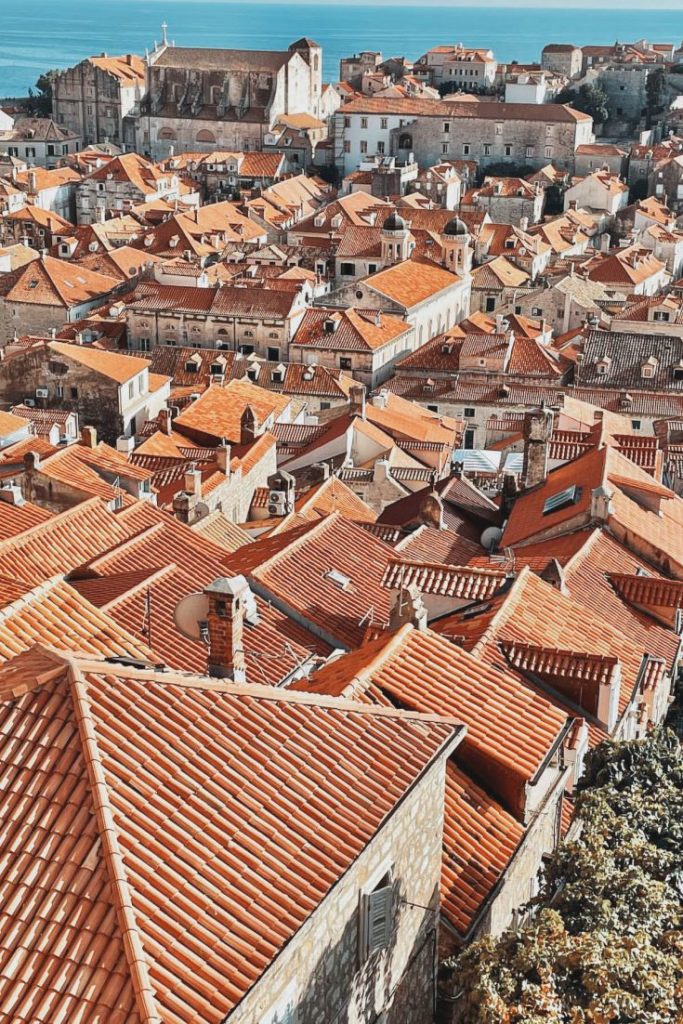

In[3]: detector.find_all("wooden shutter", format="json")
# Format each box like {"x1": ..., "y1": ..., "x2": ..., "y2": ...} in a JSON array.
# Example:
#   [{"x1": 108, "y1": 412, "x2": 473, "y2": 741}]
[{"x1": 367, "y1": 884, "x2": 393, "y2": 954}]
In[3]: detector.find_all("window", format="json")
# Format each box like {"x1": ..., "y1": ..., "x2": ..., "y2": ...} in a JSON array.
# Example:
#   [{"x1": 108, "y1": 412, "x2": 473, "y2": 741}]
[
  {"x1": 532, "y1": 306, "x2": 542, "y2": 316},
  {"x1": 427, "y1": 404, "x2": 438, "y2": 412},
  {"x1": 381, "y1": 117, "x2": 388, "y2": 129},
  {"x1": 464, "y1": 407, "x2": 476, "y2": 418},
  {"x1": 463, "y1": 143, "x2": 470, "y2": 155},
  {"x1": 238, "y1": 344, "x2": 255, "y2": 355},
  {"x1": 543, "y1": 485, "x2": 582, "y2": 515},
  {"x1": 56, "y1": 385, "x2": 64, "y2": 399},
  {"x1": 504, "y1": 145, "x2": 512, "y2": 157},
  {"x1": 128, "y1": 382, "x2": 134, "y2": 399},
  {"x1": 653, "y1": 311, "x2": 670, "y2": 322},
  {"x1": 526, "y1": 146, "x2": 534, "y2": 159},
  {"x1": 495, "y1": 123, "x2": 503, "y2": 135},
  {"x1": 320, "y1": 401, "x2": 331, "y2": 410},
  {"x1": 267, "y1": 346, "x2": 280, "y2": 361},
  {"x1": 360, "y1": 873, "x2": 393, "y2": 962},
  {"x1": 344, "y1": 116, "x2": 350, "y2": 128},
  {"x1": 47, "y1": 144, "x2": 55, "y2": 156},
  {"x1": 485, "y1": 297, "x2": 496, "y2": 312},
  {"x1": 483, "y1": 144, "x2": 491, "y2": 157},
  {"x1": 464, "y1": 428, "x2": 475, "y2": 449},
  {"x1": 340, "y1": 262, "x2": 355, "y2": 276},
  {"x1": 339, "y1": 356, "x2": 353, "y2": 370},
  {"x1": 545, "y1": 146, "x2": 553, "y2": 159},
  {"x1": 631, "y1": 419, "x2": 642, "y2": 430},
  {"x1": 442, "y1": 143, "x2": 449, "y2": 155},
  {"x1": 360, "y1": 141, "x2": 368, "y2": 154},
  {"x1": 443, "y1": 122, "x2": 450, "y2": 133},
  {"x1": 69, "y1": 386, "x2": 78, "y2": 399},
  {"x1": 343, "y1": 141, "x2": 350, "y2": 154},
  {"x1": 361, "y1": 117, "x2": 368, "y2": 129},
  {"x1": 368, "y1": 263, "x2": 377, "y2": 274},
  {"x1": 377, "y1": 141, "x2": 385, "y2": 155}
]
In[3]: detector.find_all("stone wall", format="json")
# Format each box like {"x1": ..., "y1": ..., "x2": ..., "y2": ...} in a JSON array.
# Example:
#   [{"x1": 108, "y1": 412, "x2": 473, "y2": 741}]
[{"x1": 230, "y1": 756, "x2": 448, "y2": 1024}]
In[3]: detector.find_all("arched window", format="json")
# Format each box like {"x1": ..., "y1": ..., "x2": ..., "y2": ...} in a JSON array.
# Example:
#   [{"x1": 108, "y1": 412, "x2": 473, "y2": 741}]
[
  {"x1": 158, "y1": 128, "x2": 176, "y2": 141},
  {"x1": 314, "y1": 54, "x2": 320, "y2": 72},
  {"x1": 398, "y1": 133, "x2": 413, "y2": 150},
  {"x1": 196, "y1": 129, "x2": 216, "y2": 145}
]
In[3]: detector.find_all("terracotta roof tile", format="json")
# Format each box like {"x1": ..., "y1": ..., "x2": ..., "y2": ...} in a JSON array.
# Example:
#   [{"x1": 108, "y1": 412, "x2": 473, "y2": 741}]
[
  {"x1": 295, "y1": 624, "x2": 568, "y2": 816},
  {"x1": 442, "y1": 762, "x2": 523, "y2": 937},
  {"x1": 0, "y1": 647, "x2": 457, "y2": 1022}
]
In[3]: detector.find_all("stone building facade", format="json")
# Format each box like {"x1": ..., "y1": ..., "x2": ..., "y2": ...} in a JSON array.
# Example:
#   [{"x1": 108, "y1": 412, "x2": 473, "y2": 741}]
[
  {"x1": 541, "y1": 44, "x2": 583, "y2": 79},
  {"x1": 125, "y1": 283, "x2": 308, "y2": 359},
  {"x1": 0, "y1": 342, "x2": 169, "y2": 440},
  {"x1": 231, "y1": 755, "x2": 453, "y2": 1024},
  {"x1": 52, "y1": 54, "x2": 146, "y2": 150},
  {"x1": 138, "y1": 38, "x2": 323, "y2": 160},
  {"x1": 335, "y1": 97, "x2": 593, "y2": 176}
]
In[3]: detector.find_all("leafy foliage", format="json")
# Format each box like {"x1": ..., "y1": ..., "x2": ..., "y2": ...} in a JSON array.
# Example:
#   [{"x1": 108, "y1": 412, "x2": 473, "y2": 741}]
[
  {"x1": 556, "y1": 83, "x2": 610, "y2": 125},
  {"x1": 26, "y1": 71, "x2": 57, "y2": 117},
  {"x1": 442, "y1": 729, "x2": 683, "y2": 1023}
]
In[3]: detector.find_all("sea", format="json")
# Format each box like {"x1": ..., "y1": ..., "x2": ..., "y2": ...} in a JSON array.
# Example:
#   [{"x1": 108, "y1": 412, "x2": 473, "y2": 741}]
[{"x1": 1, "y1": 1, "x2": 682, "y2": 99}]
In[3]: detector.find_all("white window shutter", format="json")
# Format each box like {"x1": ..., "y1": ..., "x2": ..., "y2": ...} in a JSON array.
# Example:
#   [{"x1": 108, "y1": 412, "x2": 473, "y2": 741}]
[{"x1": 367, "y1": 884, "x2": 393, "y2": 954}]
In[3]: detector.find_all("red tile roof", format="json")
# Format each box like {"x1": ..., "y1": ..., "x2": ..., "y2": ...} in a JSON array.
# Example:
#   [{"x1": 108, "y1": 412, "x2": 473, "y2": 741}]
[
  {"x1": 0, "y1": 646, "x2": 458, "y2": 1022},
  {"x1": 442, "y1": 762, "x2": 523, "y2": 937},
  {"x1": 295, "y1": 624, "x2": 568, "y2": 816},
  {"x1": 224, "y1": 513, "x2": 396, "y2": 649}
]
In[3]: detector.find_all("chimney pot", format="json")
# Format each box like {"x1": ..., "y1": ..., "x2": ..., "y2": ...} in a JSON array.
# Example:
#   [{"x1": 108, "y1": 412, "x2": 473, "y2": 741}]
[{"x1": 204, "y1": 576, "x2": 249, "y2": 682}]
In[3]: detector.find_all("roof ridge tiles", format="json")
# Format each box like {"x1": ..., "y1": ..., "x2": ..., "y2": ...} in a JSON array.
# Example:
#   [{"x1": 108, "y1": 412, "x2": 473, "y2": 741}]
[
  {"x1": 66, "y1": 658, "x2": 163, "y2": 1024},
  {"x1": 15, "y1": 643, "x2": 460, "y2": 722}
]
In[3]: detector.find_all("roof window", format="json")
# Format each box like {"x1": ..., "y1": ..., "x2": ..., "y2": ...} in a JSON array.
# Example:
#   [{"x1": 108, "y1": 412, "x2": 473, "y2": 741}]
[
  {"x1": 324, "y1": 568, "x2": 351, "y2": 590},
  {"x1": 543, "y1": 484, "x2": 582, "y2": 516}
]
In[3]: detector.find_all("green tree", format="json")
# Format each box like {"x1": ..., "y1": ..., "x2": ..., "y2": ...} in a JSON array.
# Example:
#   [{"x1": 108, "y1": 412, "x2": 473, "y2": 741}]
[
  {"x1": 441, "y1": 729, "x2": 683, "y2": 1024},
  {"x1": 646, "y1": 68, "x2": 667, "y2": 128},
  {"x1": 26, "y1": 70, "x2": 57, "y2": 117},
  {"x1": 556, "y1": 83, "x2": 610, "y2": 125}
]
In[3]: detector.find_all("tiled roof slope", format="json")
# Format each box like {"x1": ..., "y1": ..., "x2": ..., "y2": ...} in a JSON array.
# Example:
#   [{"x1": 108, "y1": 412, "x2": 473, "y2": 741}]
[
  {"x1": 0, "y1": 498, "x2": 132, "y2": 584},
  {"x1": 224, "y1": 513, "x2": 396, "y2": 649},
  {"x1": 0, "y1": 498, "x2": 52, "y2": 540},
  {"x1": 0, "y1": 647, "x2": 458, "y2": 1024},
  {"x1": 295, "y1": 624, "x2": 568, "y2": 816},
  {"x1": 442, "y1": 762, "x2": 523, "y2": 938}
]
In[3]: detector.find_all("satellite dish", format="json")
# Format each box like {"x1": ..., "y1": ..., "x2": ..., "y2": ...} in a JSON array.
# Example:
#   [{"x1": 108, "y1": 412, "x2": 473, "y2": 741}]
[
  {"x1": 480, "y1": 526, "x2": 503, "y2": 552},
  {"x1": 173, "y1": 591, "x2": 210, "y2": 641}
]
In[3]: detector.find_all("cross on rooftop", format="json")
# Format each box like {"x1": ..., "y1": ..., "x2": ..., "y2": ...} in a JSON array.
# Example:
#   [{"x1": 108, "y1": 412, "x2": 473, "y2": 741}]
[{"x1": 161, "y1": 22, "x2": 169, "y2": 46}]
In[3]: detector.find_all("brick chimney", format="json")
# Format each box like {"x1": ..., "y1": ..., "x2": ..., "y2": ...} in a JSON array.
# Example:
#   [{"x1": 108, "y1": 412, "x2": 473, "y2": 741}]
[
  {"x1": 81, "y1": 426, "x2": 98, "y2": 449},
  {"x1": 204, "y1": 576, "x2": 249, "y2": 682},
  {"x1": 521, "y1": 408, "x2": 553, "y2": 490},
  {"x1": 159, "y1": 407, "x2": 173, "y2": 434},
  {"x1": 216, "y1": 439, "x2": 231, "y2": 475},
  {"x1": 349, "y1": 383, "x2": 366, "y2": 419}
]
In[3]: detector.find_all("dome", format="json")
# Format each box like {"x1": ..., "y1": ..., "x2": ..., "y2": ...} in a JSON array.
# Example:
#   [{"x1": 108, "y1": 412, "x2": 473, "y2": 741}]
[
  {"x1": 444, "y1": 216, "x2": 469, "y2": 237},
  {"x1": 383, "y1": 212, "x2": 407, "y2": 233}
]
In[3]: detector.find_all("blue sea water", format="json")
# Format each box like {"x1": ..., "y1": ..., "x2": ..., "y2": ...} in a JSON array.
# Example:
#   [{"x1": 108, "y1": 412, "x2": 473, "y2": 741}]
[{"x1": 1, "y1": 1, "x2": 681, "y2": 98}]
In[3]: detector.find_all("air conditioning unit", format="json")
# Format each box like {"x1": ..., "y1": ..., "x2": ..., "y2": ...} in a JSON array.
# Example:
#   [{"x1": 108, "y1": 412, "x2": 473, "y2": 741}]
[
  {"x1": 23, "y1": 398, "x2": 36, "y2": 407},
  {"x1": 36, "y1": 388, "x2": 49, "y2": 398}
]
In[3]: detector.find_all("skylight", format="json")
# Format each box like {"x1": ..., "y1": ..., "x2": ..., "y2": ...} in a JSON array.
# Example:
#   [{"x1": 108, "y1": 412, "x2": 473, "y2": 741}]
[
  {"x1": 324, "y1": 569, "x2": 351, "y2": 590},
  {"x1": 542, "y1": 485, "x2": 582, "y2": 516}
]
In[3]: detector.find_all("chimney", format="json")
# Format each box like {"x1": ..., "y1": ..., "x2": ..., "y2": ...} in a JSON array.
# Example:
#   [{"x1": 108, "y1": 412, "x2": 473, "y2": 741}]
[
  {"x1": 597, "y1": 661, "x2": 621, "y2": 732},
  {"x1": 159, "y1": 407, "x2": 173, "y2": 434},
  {"x1": 590, "y1": 484, "x2": 613, "y2": 523},
  {"x1": 240, "y1": 405, "x2": 258, "y2": 445},
  {"x1": 80, "y1": 426, "x2": 98, "y2": 449},
  {"x1": 349, "y1": 383, "x2": 367, "y2": 419},
  {"x1": 372, "y1": 389, "x2": 389, "y2": 410},
  {"x1": 116, "y1": 435, "x2": 135, "y2": 455},
  {"x1": 184, "y1": 464, "x2": 202, "y2": 497},
  {"x1": 389, "y1": 584, "x2": 428, "y2": 632},
  {"x1": 204, "y1": 576, "x2": 249, "y2": 682},
  {"x1": 519, "y1": 216, "x2": 529, "y2": 232},
  {"x1": 0, "y1": 481, "x2": 25, "y2": 506},
  {"x1": 568, "y1": 199, "x2": 577, "y2": 210},
  {"x1": 521, "y1": 408, "x2": 553, "y2": 490},
  {"x1": 216, "y1": 439, "x2": 231, "y2": 475},
  {"x1": 27, "y1": 169, "x2": 37, "y2": 193}
]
